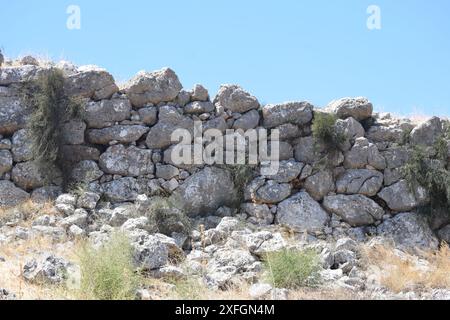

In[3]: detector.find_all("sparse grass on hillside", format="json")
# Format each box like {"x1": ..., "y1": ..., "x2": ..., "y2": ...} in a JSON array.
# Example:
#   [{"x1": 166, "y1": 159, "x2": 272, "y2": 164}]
[
  {"x1": 75, "y1": 232, "x2": 140, "y2": 300},
  {"x1": 362, "y1": 244, "x2": 450, "y2": 293},
  {"x1": 263, "y1": 249, "x2": 321, "y2": 289},
  {"x1": 0, "y1": 200, "x2": 56, "y2": 228}
]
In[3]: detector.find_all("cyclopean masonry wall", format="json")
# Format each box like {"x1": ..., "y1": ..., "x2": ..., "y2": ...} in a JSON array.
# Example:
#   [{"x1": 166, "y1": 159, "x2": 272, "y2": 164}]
[{"x1": 1, "y1": 60, "x2": 450, "y2": 253}]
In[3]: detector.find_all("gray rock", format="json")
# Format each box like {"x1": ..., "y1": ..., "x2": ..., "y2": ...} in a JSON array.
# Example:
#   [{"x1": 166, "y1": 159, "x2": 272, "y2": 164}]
[
  {"x1": 77, "y1": 192, "x2": 100, "y2": 210},
  {"x1": 336, "y1": 169, "x2": 384, "y2": 196},
  {"x1": 61, "y1": 145, "x2": 101, "y2": 163},
  {"x1": 249, "y1": 283, "x2": 273, "y2": 300},
  {"x1": 191, "y1": 84, "x2": 209, "y2": 101},
  {"x1": 23, "y1": 254, "x2": 71, "y2": 284},
  {"x1": 0, "y1": 150, "x2": 13, "y2": 175},
  {"x1": 20, "y1": 56, "x2": 39, "y2": 66},
  {"x1": 184, "y1": 101, "x2": 214, "y2": 114},
  {"x1": 304, "y1": 170, "x2": 335, "y2": 200},
  {"x1": 176, "y1": 90, "x2": 191, "y2": 106},
  {"x1": 11, "y1": 129, "x2": 33, "y2": 162},
  {"x1": 233, "y1": 110, "x2": 260, "y2": 130},
  {"x1": 132, "y1": 234, "x2": 169, "y2": 270},
  {"x1": 294, "y1": 136, "x2": 321, "y2": 164},
  {"x1": 276, "y1": 191, "x2": 329, "y2": 233},
  {"x1": 277, "y1": 123, "x2": 302, "y2": 140},
  {"x1": 382, "y1": 147, "x2": 410, "y2": 170},
  {"x1": 254, "y1": 180, "x2": 292, "y2": 204},
  {"x1": 60, "y1": 209, "x2": 88, "y2": 228},
  {"x1": 83, "y1": 97, "x2": 132, "y2": 129},
  {"x1": 378, "y1": 180, "x2": 427, "y2": 212},
  {"x1": 70, "y1": 160, "x2": 103, "y2": 183},
  {"x1": 61, "y1": 120, "x2": 86, "y2": 145},
  {"x1": 377, "y1": 212, "x2": 439, "y2": 251},
  {"x1": 87, "y1": 125, "x2": 149, "y2": 145},
  {"x1": 64, "y1": 65, "x2": 118, "y2": 100},
  {"x1": 138, "y1": 107, "x2": 158, "y2": 126},
  {"x1": 0, "y1": 180, "x2": 30, "y2": 208},
  {"x1": 99, "y1": 145, "x2": 153, "y2": 177},
  {"x1": 410, "y1": 117, "x2": 446, "y2": 146},
  {"x1": 123, "y1": 68, "x2": 182, "y2": 107},
  {"x1": 0, "y1": 288, "x2": 16, "y2": 300},
  {"x1": 146, "y1": 106, "x2": 194, "y2": 149},
  {"x1": 323, "y1": 195, "x2": 384, "y2": 227},
  {"x1": 245, "y1": 232, "x2": 287, "y2": 256},
  {"x1": 0, "y1": 65, "x2": 49, "y2": 86},
  {"x1": 344, "y1": 138, "x2": 386, "y2": 170},
  {"x1": 263, "y1": 101, "x2": 313, "y2": 128},
  {"x1": 171, "y1": 167, "x2": 238, "y2": 216},
  {"x1": 102, "y1": 177, "x2": 141, "y2": 203},
  {"x1": 11, "y1": 161, "x2": 46, "y2": 191},
  {"x1": 326, "y1": 97, "x2": 373, "y2": 121},
  {"x1": 335, "y1": 117, "x2": 365, "y2": 151},
  {"x1": 155, "y1": 164, "x2": 179, "y2": 180},
  {"x1": 31, "y1": 186, "x2": 62, "y2": 203},
  {"x1": 0, "y1": 86, "x2": 31, "y2": 135},
  {"x1": 264, "y1": 160, "x2": 304, "y2": 183},
  {"x1": 241, "y1": 203, "x2": 274, "y2": 226},
  {"x1": 437, "y1": 224, "x2": 450, "y2": 244},
  {"x1": 366, "y1": 125, "x2": 404, "y2": 143},
  {"x1": 214, "y1": 84, "x2": 259, "y2": 113},
  {"x1": 383, "y1": 168, "x2": 404, "y2": 186}
]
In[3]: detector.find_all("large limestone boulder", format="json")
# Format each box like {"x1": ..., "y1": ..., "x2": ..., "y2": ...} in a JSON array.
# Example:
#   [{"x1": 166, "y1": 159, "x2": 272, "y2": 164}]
[
  {"x1": 146, "y1": 106, "x2": 194, "y2": 149},
  {"x1": 253, "y1": 180, "x2": 292, "y2": 204},
  {"x1": 377, "y1": 212, "x2": 439, "y2": 251},
  {"x1": 378, "y1": 180, "x2": 427, "y2": 212},
  {"x1": 336, "y1": 169, "x2": 383, "y2": 196},
  {"x1": 410, "y1": 117, "x2": 447, "y2": 146},
  {"x1": 11, "y1": 161, "x2": 46, "y2": 191},
  {"x1": 99, "y1": 145, "x2": 154, "y2": 177},
  {"x1": 233, "y1": 110, "x2": 260, "y2": 130},
  {"x1": 344, "y1": 138, "x2": 386, "y2": 170},
  {"x1": 87, "y1": 125, "x2": 149, "y2": 145},
  {"x1": 293, "y1": 136, "x2": 322, "y2": 164},
  {"x1": 335, "y1": 117, "x2": 365, "y2": 151},
  {"x1": 0, "y1": 150, "x2": 13, "y2": 175},
  {"x1": 0, "y1": 86, "x2": 31, "y2": 135},
  {"x1": 131, "y1": 233, "x2": 169, "y2": 270},
  {"x1": 0, "y1": 180, "x2": 30, "y2": 208},
  {"x1": 323, "y1": 195, "x2": 384, "y2": 227},
  {"x1": 262, "y1": 102, "x2": 313, "y2": 128},
  {"x1": 11, "y1": 129, "x2": 33, "y2": 162},
  {"x1": 123, "y1": 68, "x2": 182, "y2": 108},
  {"x1": 102, "y1": 177, "x2": 141, "y2": 203},
  {"x1": 184, "y1": 101, "x2": 215, "y2": 114},
  {"x1": 171, "y1": 167, "x2": 238, "y2": 216},
  {"x1": 264, "y1": 160, "x2": 304, "y2": 183},
  {"x1": 325, "y1": 97, "x2": 373, "y2": 121},
  {"x1": 61, "y1": 120, "x2": 86, "y2": 145},
  {"x1": 214, "y1": 84, "x2": 259, "y2": 113},
  {"x1": 276, "y1": 191, "x2": 329, "y2": 233},
  {"x1": 0, "y1": 65, "x2": 49, "y2": 86},
  {"x1": 64, "y1": 65, "x2": 118, "y2": 100},
  {"x1": 83, "y1": 97, "x2": 132, "y2": 129},
  {"x1": 304, "y1": 170, "x2": 335, "y2": 201}
]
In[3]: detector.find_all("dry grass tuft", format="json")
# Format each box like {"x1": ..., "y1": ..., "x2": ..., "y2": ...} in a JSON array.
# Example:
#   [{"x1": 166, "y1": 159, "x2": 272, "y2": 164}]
[
  {"x1": 0, "y1": 200, "x2": 56, "y2": 228},
  {"x1": 362, "y1": 243, "x2": 450, "y2": 293}
]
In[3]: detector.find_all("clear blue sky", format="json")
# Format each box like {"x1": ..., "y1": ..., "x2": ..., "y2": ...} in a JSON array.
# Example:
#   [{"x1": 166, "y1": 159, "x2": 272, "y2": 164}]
[{"x1": 1, "y1": 0, "x2": 449, "y2": 116}]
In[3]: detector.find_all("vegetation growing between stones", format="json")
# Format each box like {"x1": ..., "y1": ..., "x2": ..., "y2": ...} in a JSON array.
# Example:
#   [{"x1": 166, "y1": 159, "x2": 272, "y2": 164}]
[
  {"x1": 311, "y1": 112, "x2": 345, "y2": 151},
  {"x1": 403, "y1": 140, "x2": 450, "y2": 216},
  {"x1": 23, "y1": 69, "x2": 84, "y2": 189},
  {"x1": 226, "y1": 164, "x2": 255, "y2": 203},
  {"x1": 75, "y1": 232, "x2": 140, "y2": 300},
  {"x1": 263, "y1": 249, "x2": 321, "y2": 289},
  {"x1": 144, "y1": 196, "x2": 192, "y2": 236}
]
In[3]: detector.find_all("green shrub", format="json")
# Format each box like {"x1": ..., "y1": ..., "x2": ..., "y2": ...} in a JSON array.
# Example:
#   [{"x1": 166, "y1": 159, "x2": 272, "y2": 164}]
[
  {"x1": 76, "y1": 232, "x2": 140, "y2": 300},
  {"x1": 263, "y1": 249, "x2": 321, "y2": 289},
  {"x1": 23, "y1": 69, "x2": 83, "y2": 188},
  {"x1": 403, "y1": 145, "x2": 450, "y2": 215},
  {"x1": 311, "y1": 112, "x2": 345, "y2": 150},
  {"x1": 144, "y1": 196, "x2": 192, "y2": 236}
]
